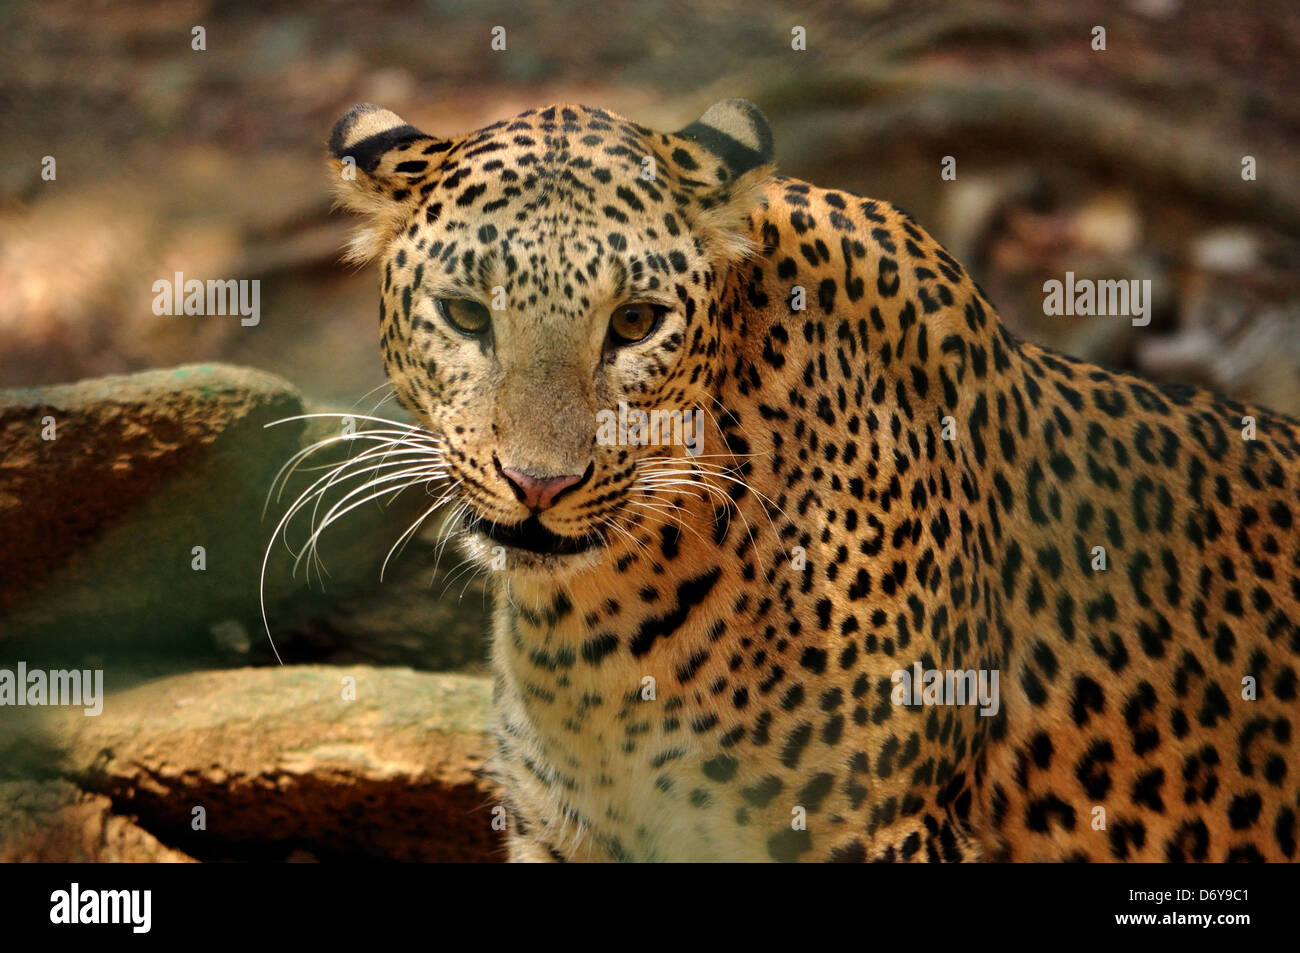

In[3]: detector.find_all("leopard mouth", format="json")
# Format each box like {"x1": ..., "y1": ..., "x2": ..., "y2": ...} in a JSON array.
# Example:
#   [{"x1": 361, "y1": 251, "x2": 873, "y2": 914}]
[{"x1": 471, "y1": 514, "x2": 602, "y2": 556}]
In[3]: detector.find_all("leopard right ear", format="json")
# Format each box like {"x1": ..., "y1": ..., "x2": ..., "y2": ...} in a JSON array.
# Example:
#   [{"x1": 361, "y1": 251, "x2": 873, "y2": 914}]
[{"x1": 328, "y1": 103, "x2": 450, "y2": 262}]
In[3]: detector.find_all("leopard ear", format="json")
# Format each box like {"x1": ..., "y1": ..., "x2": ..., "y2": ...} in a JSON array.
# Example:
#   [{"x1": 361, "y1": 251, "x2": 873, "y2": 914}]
[
  {"x1": 670, "y1": 99, "x2": 776, "y2": 262},
  {"x1": 328, "y1": 103, "x2": 450, "y2": 262},
  {"x1": 674, "y1": 99, "x2": 775, "y2": 181}
]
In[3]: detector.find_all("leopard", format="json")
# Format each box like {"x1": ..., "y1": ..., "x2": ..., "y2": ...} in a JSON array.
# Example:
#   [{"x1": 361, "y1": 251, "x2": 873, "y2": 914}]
[{"x1": 326, "y1": 98, "x2": 1300, "y2": 862}]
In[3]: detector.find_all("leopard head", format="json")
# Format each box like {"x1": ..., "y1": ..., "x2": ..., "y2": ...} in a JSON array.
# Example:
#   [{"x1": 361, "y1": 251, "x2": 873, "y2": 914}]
[{"x1": 329, "y1": 100, "x2": 774, "y2": 571}]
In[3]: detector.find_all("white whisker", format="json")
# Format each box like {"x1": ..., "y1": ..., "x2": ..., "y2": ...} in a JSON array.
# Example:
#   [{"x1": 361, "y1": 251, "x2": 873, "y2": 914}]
[{"x1": 260, "y1": 411, "x2": 448, "y2": 665}]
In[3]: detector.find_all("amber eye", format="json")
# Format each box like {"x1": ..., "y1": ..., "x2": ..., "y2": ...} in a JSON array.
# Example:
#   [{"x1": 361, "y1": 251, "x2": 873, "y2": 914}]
[
  {"x1": 436, "y1": 298, "x2": 492, "y2": 337},
  {"x1": 608, "y1": 302, "x2": 664, "y2": 346}
]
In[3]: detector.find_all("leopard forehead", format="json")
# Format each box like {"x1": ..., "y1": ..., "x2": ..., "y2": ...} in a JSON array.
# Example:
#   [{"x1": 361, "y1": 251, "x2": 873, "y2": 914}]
[
  {"x1": 330, "y1": 100, "x2": 775, "y2": 271},
  {"x1": 407, "y1": 114, "x2": 703, "y2": 287}
]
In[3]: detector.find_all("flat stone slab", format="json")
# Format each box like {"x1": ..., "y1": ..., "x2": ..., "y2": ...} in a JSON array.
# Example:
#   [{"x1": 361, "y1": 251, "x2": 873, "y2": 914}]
[
  {"x1": 0, "y1": 779, "x2": 194, "y2": 862},
  {"x1": 0, "y1": 363, "x2": 301, "y2": 608},
  {"x1": 0, "y1": 363, "x2": 438, "y2": 664},
  {"x1": 6, "y1": 665, "x2": 503, "y2": 862}
]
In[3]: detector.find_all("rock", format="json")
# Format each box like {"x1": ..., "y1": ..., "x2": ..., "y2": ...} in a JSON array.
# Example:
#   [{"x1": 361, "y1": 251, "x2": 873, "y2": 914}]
[
  {"x1": 1133, "y1": 328, "x2": 1219, "y2": 383},
  {"x1": 937, "y1": 170, "x2": 1042, "y2": 266},
  {"x1": 1129, "y1": 0, "x2": 1181, "y2": 21},
  {"x1": 1138, "y1": 226, "x2": 1300, "y2": 413},
  {"x1": 281, "y1": 513, "x2": 493, "y2": 672},
  {"x1": 3, "y1": 666, "x2": 503, "y2": 862},
  {"x1": 1070, "y1": 191, "x2": 1142, "y2": 258},
  {"x1": 1190, "y1": 227, "x2": 1262, "y2": 274},
  {"x1": 1140, "y1": 303, "x2": 1300, "y2": 414},
  {"x1": 0, "y1": 364, "x2": 437, "y2": 666},
  {"x1": 0, "y1": 780, "x2": 194, "y2": 862},
  {"x1": 0, "y1": 364, "x2": 301, "y2": 652}
]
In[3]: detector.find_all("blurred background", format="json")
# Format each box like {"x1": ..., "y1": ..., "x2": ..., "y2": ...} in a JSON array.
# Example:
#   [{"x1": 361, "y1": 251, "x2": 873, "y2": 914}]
[
  {"x1": 0, "y1": 0, "x2": 1297, "y2": 862},
  {"x1": 4, "y1": 0, "x2": 1300, "y2": 407}
]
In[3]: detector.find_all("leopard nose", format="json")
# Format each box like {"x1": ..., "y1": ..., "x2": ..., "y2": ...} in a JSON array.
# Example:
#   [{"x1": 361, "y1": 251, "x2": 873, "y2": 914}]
[{"x1": 499, "y1": 463, "x2": 591, "y2": 510}]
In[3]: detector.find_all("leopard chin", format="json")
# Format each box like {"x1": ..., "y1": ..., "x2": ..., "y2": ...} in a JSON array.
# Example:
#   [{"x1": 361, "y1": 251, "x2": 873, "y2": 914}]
[{"x1": 461, "y1": 520, "x2": 607, "y2": 576}]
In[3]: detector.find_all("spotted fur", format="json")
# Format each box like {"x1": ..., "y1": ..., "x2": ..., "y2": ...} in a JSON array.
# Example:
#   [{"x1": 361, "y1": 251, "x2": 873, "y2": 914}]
[{"x1": 329, "y1": 100, "x2": 1300, "y2": 862}]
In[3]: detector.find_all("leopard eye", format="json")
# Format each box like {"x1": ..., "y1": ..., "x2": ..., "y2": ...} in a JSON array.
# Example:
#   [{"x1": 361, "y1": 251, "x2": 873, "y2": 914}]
[
  {"x1": 608, "y1": 302, "x2": 664, "y2": 346},
  {"x1": 436, "y1": 297, "x2": 492, "y2": 337}
]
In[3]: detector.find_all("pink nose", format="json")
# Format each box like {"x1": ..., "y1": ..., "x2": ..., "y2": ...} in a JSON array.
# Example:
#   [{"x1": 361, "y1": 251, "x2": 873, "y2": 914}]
[{"x1": 500, "y1": 467, "x2": 586, "y2": 510}]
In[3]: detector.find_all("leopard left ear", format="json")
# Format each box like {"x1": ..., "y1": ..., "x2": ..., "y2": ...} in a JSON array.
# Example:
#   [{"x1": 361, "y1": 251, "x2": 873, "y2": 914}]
[
  {"x1": 674, "y1": 98, "x2": 775, "y2": 182},
  {"x1": 328, "y1": 103, "x2": 450, "y2": 262},
  {"x1": 670, "y1": 99, "x2": 776, "y2": 262}
]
